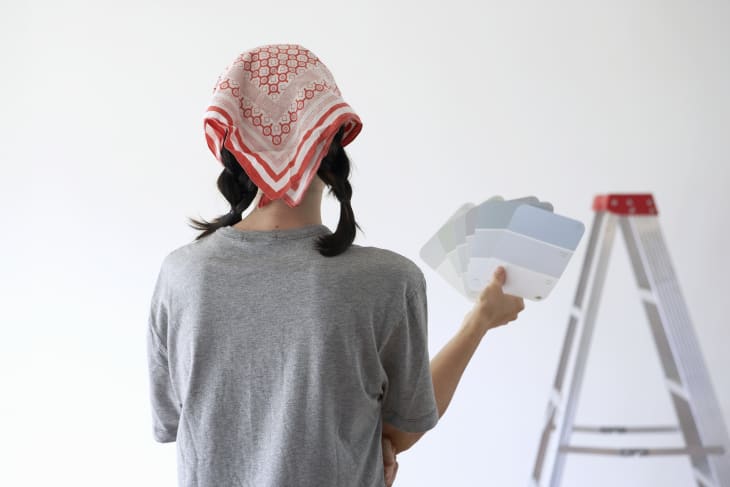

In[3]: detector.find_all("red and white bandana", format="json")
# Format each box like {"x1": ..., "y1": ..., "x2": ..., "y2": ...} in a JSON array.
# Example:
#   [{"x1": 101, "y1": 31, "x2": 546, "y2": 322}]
[{"x1": 203, "y1": 44, "x2": 363, "y2": 208}]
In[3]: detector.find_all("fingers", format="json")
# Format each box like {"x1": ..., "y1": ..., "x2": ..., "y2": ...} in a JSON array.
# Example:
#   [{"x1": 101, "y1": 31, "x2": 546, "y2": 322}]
[
  {"x1": 509, "y1": 296, "x2": 525, "y2": 318},
  {"x1": 495, "y1": 297, "x2": 526, "y2": 327},
  {"x1": 385, "y1": 465, "x2": 395, "y2": 487},
  {"x1": 382, "y1": 436, "x2": 395, "y2": 466},
  {"x1": 503, "y1": 294, "x2": 524, "y2": 310},
  {"x1": 382, "y1": 436, "x2": 396, "y2": 486},
  {"x1": 385, "y1": 461, "x2": 397, "y2": 487}
]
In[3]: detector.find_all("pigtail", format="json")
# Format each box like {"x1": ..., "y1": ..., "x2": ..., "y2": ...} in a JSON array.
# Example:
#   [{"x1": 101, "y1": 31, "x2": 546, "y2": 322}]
[
  {"x1": 188, "y1": 146, "x2": 258, "y2": 240},
  {"x1": 314, "y1": 126, "x2": 362, "y2": 257}
]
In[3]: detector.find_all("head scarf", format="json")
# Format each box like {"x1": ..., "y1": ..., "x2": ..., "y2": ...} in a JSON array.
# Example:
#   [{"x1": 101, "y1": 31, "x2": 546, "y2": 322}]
[{"x1": 203, "y1": 44, "x2": 363, "y2": 208}]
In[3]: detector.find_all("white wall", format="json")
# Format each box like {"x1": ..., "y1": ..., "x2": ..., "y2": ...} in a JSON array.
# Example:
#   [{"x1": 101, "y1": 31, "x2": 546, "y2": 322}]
[{"x1": 1, "y1": 0, "x2": 728, "y2": 485}]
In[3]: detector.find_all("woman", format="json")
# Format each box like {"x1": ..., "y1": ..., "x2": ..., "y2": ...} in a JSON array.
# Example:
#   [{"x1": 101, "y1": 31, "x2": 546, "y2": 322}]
[{"x1": 146, "y1": 44, "x2": 524, "y2": 487}]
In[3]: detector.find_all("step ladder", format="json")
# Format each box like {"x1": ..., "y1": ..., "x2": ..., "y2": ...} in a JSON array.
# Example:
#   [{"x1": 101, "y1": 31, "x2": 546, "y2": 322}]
[{"x1": 529, "y1": 193, "x2": 730, "y2": 487}]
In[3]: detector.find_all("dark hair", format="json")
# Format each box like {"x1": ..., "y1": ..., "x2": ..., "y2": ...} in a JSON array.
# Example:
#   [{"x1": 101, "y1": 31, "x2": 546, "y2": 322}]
[{"x1": 187, "y1": 126, "x2": 361, "y2": 257}]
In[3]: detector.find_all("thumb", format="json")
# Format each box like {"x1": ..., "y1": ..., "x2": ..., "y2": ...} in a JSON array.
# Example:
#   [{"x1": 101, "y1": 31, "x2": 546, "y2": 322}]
[
  {"x1": 382, "y1": 437, "x2": 395, "y2": 465},
  {"x1": 491, "y1": 266, "x2": 506, "y2": 287}
]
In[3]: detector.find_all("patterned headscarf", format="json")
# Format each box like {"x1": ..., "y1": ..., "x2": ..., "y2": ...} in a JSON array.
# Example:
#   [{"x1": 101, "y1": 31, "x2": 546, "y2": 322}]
[{"x1": 203, "y1": 44, "x2": 363, "y2": 208}]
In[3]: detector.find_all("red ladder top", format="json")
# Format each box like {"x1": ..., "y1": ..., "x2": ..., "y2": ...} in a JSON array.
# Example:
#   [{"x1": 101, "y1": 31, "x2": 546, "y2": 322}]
[{"x1": 593, "y1": 193, "x2": 658, "y2": 215}]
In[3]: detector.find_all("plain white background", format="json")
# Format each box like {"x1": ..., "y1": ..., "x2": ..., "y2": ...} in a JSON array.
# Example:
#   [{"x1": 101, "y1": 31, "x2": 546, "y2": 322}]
[{"x1": 1, "y1": 0, "x2": 728, "y2": 485}]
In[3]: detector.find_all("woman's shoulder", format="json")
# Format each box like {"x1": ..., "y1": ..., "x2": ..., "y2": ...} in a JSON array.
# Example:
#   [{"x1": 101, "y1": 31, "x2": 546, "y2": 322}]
[
  {"x1": 347, "y1": 244, "x2": 426, "y2": 292},
  {"x1": 154, "y1": 234, "x2": 213, "y2": 278},
  {"x1": 350, "y1": 244, "x2": 421, "y2": 271}
]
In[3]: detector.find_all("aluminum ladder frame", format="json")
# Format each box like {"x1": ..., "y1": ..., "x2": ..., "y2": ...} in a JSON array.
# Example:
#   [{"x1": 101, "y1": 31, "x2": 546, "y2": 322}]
[{"x1": 529, "y1": 193, "x2": 730, "y2": 487}]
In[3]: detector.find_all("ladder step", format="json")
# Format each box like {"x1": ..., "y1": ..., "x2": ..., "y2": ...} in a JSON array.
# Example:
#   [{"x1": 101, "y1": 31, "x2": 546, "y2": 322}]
[
  {"x1": 637, "y1": 287, "x2": 656, "y2": 303},
  {"x1": 558, "y1": 445, "x2": 726, "y2": 457},
  {"x1": 549, "y1": 387, "x2": 561, "y2": 408},
  {"x1": 571, "y1": 305, "x2": 582, "y2": 319},
  {"x1": 666, "y1": 378, "x2": 689, "y2": 400},
  {"x1": 572, "y1": 425, "x2": 679, "y2": 434},
  {"x1": 693, "y1": 467, "x2": 716, "y2": 487}
]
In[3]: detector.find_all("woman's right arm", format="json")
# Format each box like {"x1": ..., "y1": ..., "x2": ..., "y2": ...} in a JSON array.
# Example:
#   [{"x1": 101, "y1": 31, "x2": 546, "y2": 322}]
[{"x1": 382, "y1": 266, "x2": 525, "y2": 454}]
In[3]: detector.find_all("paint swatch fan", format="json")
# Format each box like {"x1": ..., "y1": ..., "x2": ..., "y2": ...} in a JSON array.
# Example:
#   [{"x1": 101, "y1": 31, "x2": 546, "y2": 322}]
[{"x1": 419, "y1": 196, "x2": 586, "y2": 301}]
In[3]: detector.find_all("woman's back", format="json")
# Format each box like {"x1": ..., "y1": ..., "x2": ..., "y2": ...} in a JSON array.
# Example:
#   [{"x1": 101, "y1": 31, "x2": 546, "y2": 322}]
[{"x1": 147, "y1": 224, "x2": 439, "y2": 486}]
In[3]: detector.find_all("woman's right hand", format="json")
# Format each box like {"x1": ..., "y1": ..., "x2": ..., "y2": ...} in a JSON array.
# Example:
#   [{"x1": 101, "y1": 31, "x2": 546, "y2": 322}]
[{"x1": 465, "y1": 266, "x2": 525, "y2": 337}]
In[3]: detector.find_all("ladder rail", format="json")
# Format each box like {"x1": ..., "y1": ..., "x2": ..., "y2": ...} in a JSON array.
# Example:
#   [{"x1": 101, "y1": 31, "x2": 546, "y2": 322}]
[
  {"x1": 626, "y1": 216, "x2": 730, "y2": 484},
  {"x1": 530, "y1": 211, "x2": 605, "y2": 484},
  {"x1": 548, "y1": 213, "x2": 619, "y2": 487}
]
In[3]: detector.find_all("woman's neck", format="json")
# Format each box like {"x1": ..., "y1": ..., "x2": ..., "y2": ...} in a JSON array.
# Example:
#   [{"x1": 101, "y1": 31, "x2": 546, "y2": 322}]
[{"x1": 233, "y1": 186, "x2": 323, "y2": 231}]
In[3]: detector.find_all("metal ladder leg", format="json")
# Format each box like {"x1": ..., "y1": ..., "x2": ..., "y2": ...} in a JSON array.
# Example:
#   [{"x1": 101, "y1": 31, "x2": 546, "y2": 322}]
[
  {"x1": 547, "y1": 212, "x2": 618, "y2": 487},
  {"x1": 530, "y1": 210, "x2": 605, "y2": 485},
  {"x1": 529, "y1": 211, "x2": 619, "y2": 486},
  {"x1": 622, "y1": 216, "x2": 730, "y2": 486}
]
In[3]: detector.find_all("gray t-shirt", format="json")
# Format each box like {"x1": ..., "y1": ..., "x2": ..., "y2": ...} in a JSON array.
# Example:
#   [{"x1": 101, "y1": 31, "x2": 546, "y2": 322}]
[{"x1": 146, "y1": 223, "x2": 439, "y2": 486}]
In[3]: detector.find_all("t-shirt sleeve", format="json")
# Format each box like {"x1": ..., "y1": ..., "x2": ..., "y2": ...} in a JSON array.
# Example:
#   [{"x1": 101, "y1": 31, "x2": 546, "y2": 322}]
[
  {"x1": 146, "y1": 261, "x2": 181, "y2": 443},
  {"x1": 379, "y1": 276, "x2": 440, "y2": 433}
]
